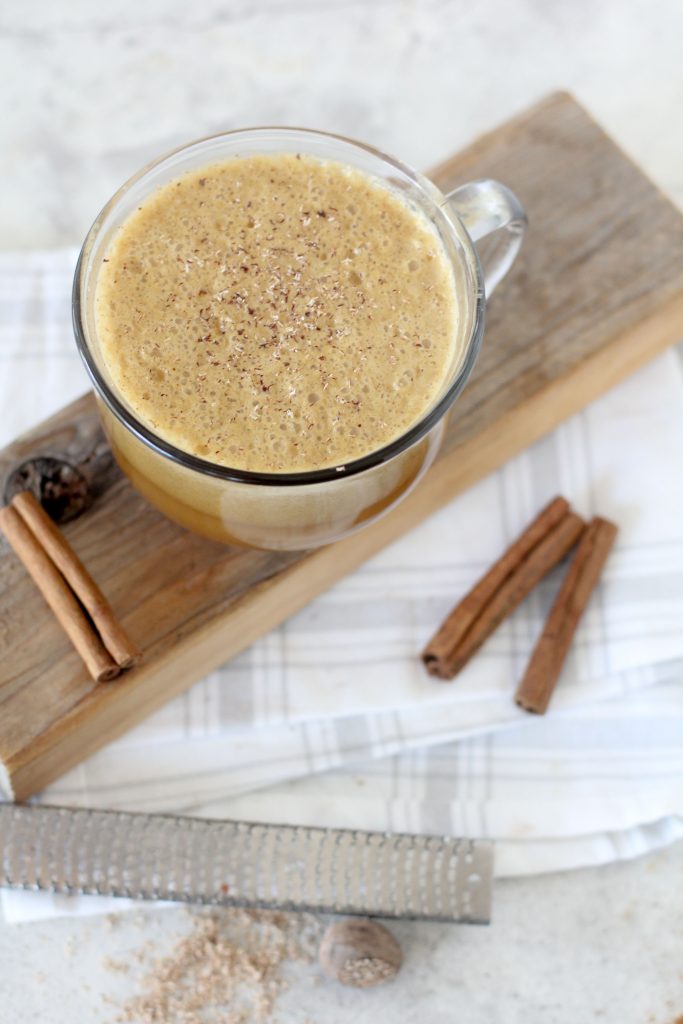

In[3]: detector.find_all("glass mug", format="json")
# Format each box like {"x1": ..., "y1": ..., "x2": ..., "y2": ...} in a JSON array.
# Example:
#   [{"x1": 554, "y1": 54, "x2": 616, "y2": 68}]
[{"x1": 73, "y1": 129, "x2": 526, "y2": 550}]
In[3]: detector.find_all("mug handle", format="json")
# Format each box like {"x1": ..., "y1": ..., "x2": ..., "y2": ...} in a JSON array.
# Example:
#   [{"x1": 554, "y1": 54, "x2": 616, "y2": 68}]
[{"x1": 444, "y1": 179, "x2": 527, "y2": 295}]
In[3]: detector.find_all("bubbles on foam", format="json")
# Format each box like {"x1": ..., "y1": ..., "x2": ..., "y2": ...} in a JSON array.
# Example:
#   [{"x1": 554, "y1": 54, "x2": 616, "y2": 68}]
[{"x1": 96, "y1": 152, "x2": 459, "y2": 473}]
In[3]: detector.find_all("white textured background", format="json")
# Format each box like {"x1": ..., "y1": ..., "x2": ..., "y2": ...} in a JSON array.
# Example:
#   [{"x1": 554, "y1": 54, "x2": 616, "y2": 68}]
[
  {"x1": 3, "y1": 0, "x2": 683, "y2": 250},
  {"x1": 1, "y1": 1, "x2": 682, "y2": 1021}
]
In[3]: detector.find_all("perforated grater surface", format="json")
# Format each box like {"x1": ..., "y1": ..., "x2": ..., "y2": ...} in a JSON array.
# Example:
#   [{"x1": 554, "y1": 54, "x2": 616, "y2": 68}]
[{"x1": 0, "y1": 804, "x2": 493, "y2": 923}]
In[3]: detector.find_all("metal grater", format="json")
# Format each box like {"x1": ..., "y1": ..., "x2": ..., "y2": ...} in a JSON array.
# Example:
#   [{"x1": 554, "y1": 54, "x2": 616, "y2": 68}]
[{"x1": 0, "y1": 804, "x2": 493, "y2": 923}]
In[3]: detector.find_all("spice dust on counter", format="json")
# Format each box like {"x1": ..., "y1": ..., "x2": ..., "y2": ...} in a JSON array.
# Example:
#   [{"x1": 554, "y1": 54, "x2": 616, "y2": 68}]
[{"x1": 104, "y1": 907, "x2": 322, "y2": 1023}]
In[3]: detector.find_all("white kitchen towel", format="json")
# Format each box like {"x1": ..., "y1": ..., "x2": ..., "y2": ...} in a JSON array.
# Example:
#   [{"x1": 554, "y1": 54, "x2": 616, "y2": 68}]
[
  {"x1": 2, "y1": 249, "x2": 683, "y2": 924},
  {"x1": 39, "y1": 669, "x2": 683, "y2": 836},
  {"x1": 213, "y1": 675, "x2": 683, "y2": 842},
  {"x1": 38, "y1": 660, "x2": 681, "y2": 813}
]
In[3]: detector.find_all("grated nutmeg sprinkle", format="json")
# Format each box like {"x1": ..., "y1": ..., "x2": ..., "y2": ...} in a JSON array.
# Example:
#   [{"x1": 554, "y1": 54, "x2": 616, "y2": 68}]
[{"x1": 107, "y1": 908, "x2": 322, "y2": 1023}]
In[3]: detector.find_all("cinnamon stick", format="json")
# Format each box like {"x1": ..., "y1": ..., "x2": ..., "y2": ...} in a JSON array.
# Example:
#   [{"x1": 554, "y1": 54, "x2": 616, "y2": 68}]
[
  {"x1": 515, "y1": 516, "x2": 618, "y2": 714},
  {"x1": 423, "y1": 509, "x2": 585, "y2": 679},
  {"x1": 0, "y1": 505, "x2": 119, "y2": 682},
  {"x1": 11, "y1": 490, "x2": 140, "y2": 669}
]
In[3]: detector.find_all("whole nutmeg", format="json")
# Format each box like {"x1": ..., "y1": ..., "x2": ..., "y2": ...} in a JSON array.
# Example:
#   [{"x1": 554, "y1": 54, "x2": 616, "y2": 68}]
[{"x1": 318, "y1": 918, "x2": 403, "y2": 988}]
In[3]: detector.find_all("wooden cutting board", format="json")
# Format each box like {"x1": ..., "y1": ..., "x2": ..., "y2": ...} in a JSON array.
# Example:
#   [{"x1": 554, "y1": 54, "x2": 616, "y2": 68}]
[{"x1": 2, "y1": 92, "x2": 683, "y2": 802}]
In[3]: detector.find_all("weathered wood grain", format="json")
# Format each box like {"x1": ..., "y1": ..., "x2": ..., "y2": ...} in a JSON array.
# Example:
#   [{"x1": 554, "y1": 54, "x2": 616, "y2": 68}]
[{"x1": 2, "y1": 92, "x2": 683, "y2": 801}]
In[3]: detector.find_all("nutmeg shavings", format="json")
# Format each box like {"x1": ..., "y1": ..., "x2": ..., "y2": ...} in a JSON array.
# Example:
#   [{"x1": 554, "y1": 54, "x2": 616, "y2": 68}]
[{"x1": 109, "y1": 908, "x2": 322, "y2": 1024}]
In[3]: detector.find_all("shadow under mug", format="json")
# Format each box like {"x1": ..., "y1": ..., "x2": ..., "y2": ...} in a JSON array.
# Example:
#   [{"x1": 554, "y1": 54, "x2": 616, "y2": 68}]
[{"x1": 73, "y1": 129, "x2": 526, "y2": 551}]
